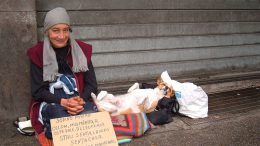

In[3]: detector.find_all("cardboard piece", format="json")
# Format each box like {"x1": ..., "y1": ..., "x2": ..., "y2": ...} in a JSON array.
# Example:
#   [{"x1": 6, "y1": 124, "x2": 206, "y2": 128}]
[{"x1": 50, "y1": 112, "x2": 118, "y2": 146}]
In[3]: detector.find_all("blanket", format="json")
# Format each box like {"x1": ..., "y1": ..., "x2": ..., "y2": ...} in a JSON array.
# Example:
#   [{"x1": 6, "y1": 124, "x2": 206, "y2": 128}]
[{"x1": 111, "y1": 112, "x2": 151, "y2": 138}]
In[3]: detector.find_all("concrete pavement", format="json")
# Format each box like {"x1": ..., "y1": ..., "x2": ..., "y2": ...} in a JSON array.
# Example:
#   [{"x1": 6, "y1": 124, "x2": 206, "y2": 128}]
[
  {"x1": 1, "y1": 109, "x2": 259, "y2": 146},
  {"x1": 126, "y1": 109, "x2": 260, "y2": 146},
  {"x1": 1, "y1": 88, "x2": 259, "y2": 146}
]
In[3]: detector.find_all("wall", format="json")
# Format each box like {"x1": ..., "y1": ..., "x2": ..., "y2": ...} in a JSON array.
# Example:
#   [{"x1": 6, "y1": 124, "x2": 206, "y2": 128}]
[
  {"x1": 1, "y1": 0, "x2": 260, "y2": 119},
  {"x1": 36, "y1": 0, "x2": 260, "y2": 85},
  {"x1": 0, "y1": 0, "x2": 37, "y2": 119}
]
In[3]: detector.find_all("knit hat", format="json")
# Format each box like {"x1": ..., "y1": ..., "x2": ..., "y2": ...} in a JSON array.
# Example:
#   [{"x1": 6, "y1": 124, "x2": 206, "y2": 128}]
[
  {"x1": 43, "y1": 7, "x2": 88, "y2": 81},
  {"x1": 44, "y1": 7, "x2": 70, "y2": 32}
]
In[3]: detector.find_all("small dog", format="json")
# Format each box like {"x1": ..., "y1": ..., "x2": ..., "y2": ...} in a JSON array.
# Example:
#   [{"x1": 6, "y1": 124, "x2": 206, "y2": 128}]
[{"x1": 91, "y1": 74, "x2": 174, "y2": 116}]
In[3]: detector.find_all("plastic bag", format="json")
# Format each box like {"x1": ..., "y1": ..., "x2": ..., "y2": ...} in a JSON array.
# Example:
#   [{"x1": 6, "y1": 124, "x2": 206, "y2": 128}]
[
  {"x1": 176, "y1": 83, "x2": 208, "y2": 118},
  {"x1": 161, "y1": 71, "x2": 208, "y2": 119}
]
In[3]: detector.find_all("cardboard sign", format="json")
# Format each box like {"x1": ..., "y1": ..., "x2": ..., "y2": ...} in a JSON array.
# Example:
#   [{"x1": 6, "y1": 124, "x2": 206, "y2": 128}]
[{"x1": 50, "y1": 112, "x2": 118, "y2": 146}]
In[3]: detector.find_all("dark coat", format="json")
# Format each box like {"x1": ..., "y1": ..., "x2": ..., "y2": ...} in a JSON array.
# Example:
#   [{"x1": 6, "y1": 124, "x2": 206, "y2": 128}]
[{"x1": 27, "y1": 40, "x2": 97, "y2": 134}]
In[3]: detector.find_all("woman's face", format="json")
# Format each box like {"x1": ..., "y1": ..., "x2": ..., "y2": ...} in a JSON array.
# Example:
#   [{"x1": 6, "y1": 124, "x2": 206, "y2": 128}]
[{"x1": 47, "y1": 23, "x2": 70, "y2": 48}]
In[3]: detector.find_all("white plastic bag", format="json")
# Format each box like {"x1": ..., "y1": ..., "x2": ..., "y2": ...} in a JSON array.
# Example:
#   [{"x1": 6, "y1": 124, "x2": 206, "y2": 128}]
[
  {"x1": 161, "y1": 71, "x2": 208, "y2": 119},
  {"x1": 176, "y1": 83, "x2": 208, "y2": 118}
]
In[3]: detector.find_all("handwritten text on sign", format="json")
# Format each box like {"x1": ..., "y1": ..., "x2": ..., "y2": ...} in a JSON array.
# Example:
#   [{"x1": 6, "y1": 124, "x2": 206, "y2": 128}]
[{"x1": 50, "y1": 112, "x2": 118, "y2": 146}]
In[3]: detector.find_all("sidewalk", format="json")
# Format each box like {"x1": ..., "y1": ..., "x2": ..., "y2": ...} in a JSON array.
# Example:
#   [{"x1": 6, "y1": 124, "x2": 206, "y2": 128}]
[
  {"x1": 1, "y1": 87, "x2": 260, "y2": 146},
  {"x1": 127, "y1": 109, "x2": 260, "y2": 146}
]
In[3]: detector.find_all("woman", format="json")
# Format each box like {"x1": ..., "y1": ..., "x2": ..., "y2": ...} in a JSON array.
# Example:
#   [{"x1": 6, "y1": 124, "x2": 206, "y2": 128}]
[{"x1": 27, "y1": 7, "x2": 98, "y2": 140}]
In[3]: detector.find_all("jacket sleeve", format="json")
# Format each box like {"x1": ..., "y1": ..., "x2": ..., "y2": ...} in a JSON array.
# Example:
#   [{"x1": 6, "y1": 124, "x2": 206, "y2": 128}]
[
  {"x1": 30, "y1": 61, "x2": 61, "y2": 104},
  {"x1": 82, "y1": 61, "x2": 98, "y2": 101}
]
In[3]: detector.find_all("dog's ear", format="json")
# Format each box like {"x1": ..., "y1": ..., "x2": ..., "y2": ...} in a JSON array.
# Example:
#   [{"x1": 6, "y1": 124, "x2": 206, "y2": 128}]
[
  {"x1": 156, "y1": 77, "x2": 166, "y2": 90},
  {"x1": 156, "y1": 77, "x2": 163, "y2": 86}
]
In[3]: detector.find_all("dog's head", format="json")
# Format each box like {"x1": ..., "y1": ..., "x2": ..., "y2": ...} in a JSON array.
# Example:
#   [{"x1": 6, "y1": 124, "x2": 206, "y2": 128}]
[{"x1": 156, "y1": 77, "x2": 174, "y2": 98}]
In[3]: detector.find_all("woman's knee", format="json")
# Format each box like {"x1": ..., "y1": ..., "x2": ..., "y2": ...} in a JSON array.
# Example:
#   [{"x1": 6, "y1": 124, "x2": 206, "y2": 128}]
[{"x1": 44, "y1": 104, "x2": 69, "y2": 119}]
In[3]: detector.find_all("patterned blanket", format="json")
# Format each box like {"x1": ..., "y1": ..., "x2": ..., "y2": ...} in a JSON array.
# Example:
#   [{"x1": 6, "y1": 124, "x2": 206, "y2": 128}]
[{"x1": 111, "y1": 112, "x2": 151, "y2": 138}]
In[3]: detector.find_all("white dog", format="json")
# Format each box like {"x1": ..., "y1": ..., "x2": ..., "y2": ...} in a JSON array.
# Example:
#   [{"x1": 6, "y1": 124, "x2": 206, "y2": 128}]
[{"x1": 91, "y1": 73, "x2": 174, "y2": 116}]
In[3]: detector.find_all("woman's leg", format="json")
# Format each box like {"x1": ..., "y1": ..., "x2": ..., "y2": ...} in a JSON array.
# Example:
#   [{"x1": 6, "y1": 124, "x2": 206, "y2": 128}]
[
  {"x1": 41, "y1": 103, "x2": 70, "y2": 139},
  {"x1": 80, "y1": 101, "x2": 97, "y2": 114},
  {"x1": 41, "y1": 101, "x2": 97, "y2": 139}
]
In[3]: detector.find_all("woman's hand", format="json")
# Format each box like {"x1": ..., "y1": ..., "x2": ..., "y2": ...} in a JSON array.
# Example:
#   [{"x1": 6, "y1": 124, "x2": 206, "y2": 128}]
[{"x1": 60, "y1": 96, "x2": 85, "y2": 115}]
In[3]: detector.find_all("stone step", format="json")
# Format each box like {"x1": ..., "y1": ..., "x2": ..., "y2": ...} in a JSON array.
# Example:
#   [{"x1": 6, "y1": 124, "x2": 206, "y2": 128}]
[
  {"x1": 36, "y1": 0, "x2": 260, "y2": 11},
  {"x1": 98, "y1": 70, "x2": 260, "y2": 95}
]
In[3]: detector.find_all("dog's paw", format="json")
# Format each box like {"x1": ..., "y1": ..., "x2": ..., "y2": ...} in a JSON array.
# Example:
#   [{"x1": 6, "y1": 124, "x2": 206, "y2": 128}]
[
  {"x1": 91, "y1": 93, "x2": 98, "y2": 102},
  {"x1": 91, "y1": 92, "x2": 96, "y2": 98},
  {"x1": 97, "y1": 91, "x2": 108, "y2": 101},
  {"x1": 127, "y1": 82, "x2": 139, "y2": 93}
]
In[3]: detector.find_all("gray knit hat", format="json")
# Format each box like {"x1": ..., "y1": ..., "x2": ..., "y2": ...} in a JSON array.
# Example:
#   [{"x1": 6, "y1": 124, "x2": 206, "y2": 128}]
[{"x1": 44, "y1": 7, "x2": 70, "y2": 32}]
